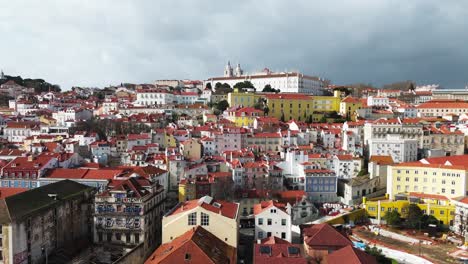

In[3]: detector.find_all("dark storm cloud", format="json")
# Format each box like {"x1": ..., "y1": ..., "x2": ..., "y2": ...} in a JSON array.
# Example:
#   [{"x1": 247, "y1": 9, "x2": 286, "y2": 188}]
[{"x1": 0, "y1": 0, "x2": 467, "y2": 89}]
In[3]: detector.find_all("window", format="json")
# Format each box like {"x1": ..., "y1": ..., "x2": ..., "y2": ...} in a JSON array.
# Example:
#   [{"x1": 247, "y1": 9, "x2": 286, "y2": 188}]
[
  {"x1": 107, "y1": 233, "x2": 112, "y2": 242},
  {"x1": 451, "y1": 189, "x2": 455, "y2": 194},
  {"x1": 126, "y1": 233, "x2": 131, "y2": 243},
  {"x1": 98, "y1": 232, "x2": 103, "y2": 242},
  {"x1": 281, "y1": 232, "x2": 286, "y2": 239},
  {"x1": 381, "y1": 207, "x2": 386, "y2": 212},
  {"x1": 442, "y1": 188, "x2": 446, "y2": 193},
  {"x1": 442, "y1": 180, "x2": 446, "y2": 184},
  {"x1": 116, "y1": 233, "x2": 121, "y2": 241},
  {"x1": 258, "y1": 218, "x2": 263, "y2": 225},
  {"x1": 281, "y1": 219, "x2": 286, "y2": 226},
  {"x1": 258, "y1": 231, "x2": 264, "y2": 239},
  {"x1": 267, "y1": 232, "x2": 272, "y2": 237},
  {"x1": 135, "y1": 233, "x2": 140, "y2": 243},
  {"x1": 406, "y1": 177, "x2": 409, "y2": 182},
  {"x1": 270, "y1": 209, "x2": 277, "y2": 213},
  {"x1": 185, "y1": 253, "x2": 191, "y2": 261},
  {"x1": 397, "y1": 177, "x2": 401, "y2": 181},
  {"x1": 267, "y1": 219, "x2": 272, "y2": 225},
  {"x1": 201, "y1": 212, "x2": 209, "y2": 226},
  {"x1": 188, "y1": 212, "x2": 197, "y2": 225},
  {"x1": 414, "y1": 178, "x2": 418, "y2": 182}
]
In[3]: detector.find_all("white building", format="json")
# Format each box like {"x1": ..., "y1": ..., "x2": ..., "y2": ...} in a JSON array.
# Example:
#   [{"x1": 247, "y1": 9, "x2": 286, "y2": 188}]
[
  {"x1": 276, "y1": 150, "x2": 308, "y2": 190},
  {"x1": 367, "y1": 96, "x2": 389, "y2": 107},
  {"x1": 3, "y1": 121, "x2": 40, "y2": 143},
  {"x1": 205, "y1": 63, "x2": 329, "y2": 95},
  {"x1": 254, "y1": 200, "x2": 292, "y2": 242},
  {"x1": 135, "y1": 89, "x2": 175, "y2": 106},
  {"x1": 52, "y1": 108, "x2": 93, "y2": 127},
  {"x1": 330, "y1": 155, "x2": 362, "y2": 179},
  {"x1": 368, "y1": 134, "x2": 418, "y2": 163}
]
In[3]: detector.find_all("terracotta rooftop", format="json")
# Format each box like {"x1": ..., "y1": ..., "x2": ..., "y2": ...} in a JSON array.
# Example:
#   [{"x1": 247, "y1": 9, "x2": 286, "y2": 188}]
[
  {"x1": 145, "y1": 226, "x2": 236, "y2": 264},
  {"x1": 303, "y1": 223, "x2": 352, "y2": 248},
  {"x1": 326, "y1": 245, "x2": 377, "y2": 264},
  {"x1": 166, "y1": 196, "x2": 239, "y2": 220}
]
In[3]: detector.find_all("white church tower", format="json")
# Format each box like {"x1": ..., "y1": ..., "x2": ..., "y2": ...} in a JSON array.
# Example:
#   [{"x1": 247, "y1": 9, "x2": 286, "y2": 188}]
[
  {"x1": 224, "y1": 61, "x2": 233, "y2": 77},
  {"x1": 235, "y1": 63, "x2": 243, "y2": 77},
  {"x1": 0, "y1": 70, "x2": 5, "y2": 80}
]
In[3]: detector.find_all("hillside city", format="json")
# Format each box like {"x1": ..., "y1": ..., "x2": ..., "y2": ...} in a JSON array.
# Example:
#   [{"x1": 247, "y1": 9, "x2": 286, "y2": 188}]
[{"x1": 1, "y1": 63, "x2": 468, "y2": 264}]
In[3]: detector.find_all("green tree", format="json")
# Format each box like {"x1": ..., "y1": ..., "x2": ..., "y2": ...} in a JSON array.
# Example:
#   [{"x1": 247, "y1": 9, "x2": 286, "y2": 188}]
[
  {"x1": 405, "y1": 204, "x2": 423, "y2": 229},
  {"x1": 262, "y1": 84, "x2": 280, "y2": 93},
  {"x1": 421, "y1": 214, "x2": 439, "y2": 229},
  {"x1": 307, "y1": 115, "x2": 313, "y2": 123},
  {"x1": 365, "y1": 246, "x2": 392, "y2": 264},
  {"x1": 234, "y1": 81, "x2": 255, "y2": 91},
  {"x1": 205, "y1": 82, "x2": 212, "y2": 90},
  {"x1": 216, "y1": 100, "x2": 229, "y2": 112},
  {"x1": 383, "y1": 210, "x2": 402, "y2": 226},
  {"x1": 263, "y1": 106, "x2": 269, "y2": 116}
]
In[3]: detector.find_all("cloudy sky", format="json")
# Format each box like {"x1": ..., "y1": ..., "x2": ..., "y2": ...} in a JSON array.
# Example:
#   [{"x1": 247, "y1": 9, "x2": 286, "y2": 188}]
[{"x1": 1, "y1": 0, "x2": 467, "y2": 89}]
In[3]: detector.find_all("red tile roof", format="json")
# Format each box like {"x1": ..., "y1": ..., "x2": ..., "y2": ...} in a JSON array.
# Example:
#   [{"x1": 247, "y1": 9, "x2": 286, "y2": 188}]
[
  {"x1": 409, "y1": 192, "x2": 448, "y2": 201},
  {"x1": 254, "y1": 238, "x2": 307, "y2": 264},
  {"x1": 0, "y1": 187, "x2": 27, "y2": 199},
  {"x1": 145, "y1": 226, "x2": 236, "y2": 264},
  {"x1": 4, "y1": 156, "x2": 56, "y2": 171},
  {"x1": 417, "y1": 100, "x2": 468, "y2": 109},
  {"x1": 326, "y1": 245, "x2": 377, "y2": 264},
  {"x1": 303, "y1": 224, "x2": 352, "y2": 248},
  {"x1": 253, "y1": 200, "x2": 287, "y2": 215},
  {"x1": 166, "y1": 196, "x2": 239, "y2": 219},
  {"x1": 265, "y1": 93, "x2": 312, "y2": 100},
  {"x1": 369, "y1": 155, "x2": 394, "y2": 165}
]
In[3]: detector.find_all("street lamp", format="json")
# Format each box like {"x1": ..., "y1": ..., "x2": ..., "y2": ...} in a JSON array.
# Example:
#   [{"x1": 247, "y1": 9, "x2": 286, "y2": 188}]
[{"x1": 41, "y1": 246, "x2": 48, "y2": 264}]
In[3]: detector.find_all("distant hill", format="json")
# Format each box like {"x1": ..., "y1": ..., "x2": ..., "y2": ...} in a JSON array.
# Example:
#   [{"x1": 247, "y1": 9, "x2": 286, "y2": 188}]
[{"x1": 0, "y1": 75, "x2": 61, "y2": 94}]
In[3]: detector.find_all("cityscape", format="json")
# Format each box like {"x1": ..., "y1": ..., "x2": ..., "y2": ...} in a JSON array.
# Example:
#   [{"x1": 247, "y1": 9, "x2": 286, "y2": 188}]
[{"x1": 3, "y1": 1, "x2": 468, "y2": 264}]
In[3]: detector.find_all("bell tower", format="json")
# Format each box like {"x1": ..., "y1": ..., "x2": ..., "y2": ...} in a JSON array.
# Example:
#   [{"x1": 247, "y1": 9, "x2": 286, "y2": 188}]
[{"x1": 224, "y1": 61, "x2": 233, "y2": 77}]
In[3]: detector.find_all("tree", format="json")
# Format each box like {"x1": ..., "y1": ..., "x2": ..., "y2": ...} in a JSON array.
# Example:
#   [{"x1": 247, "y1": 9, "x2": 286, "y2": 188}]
[
  {"x1": 421, "y1": 214, "x2": 439, "y2": 229},
  {"x1": 280, "y1": 112, "x2": 286, "y2": 123},
  {"x1": 215, "y1": 100, "x2": 229, "y2": 112},
  {"x1": 405, "y1": 204, "x2": 423, "y2": 229},
  {"x1": 383, "y1": 210, "x2": 402, "y2": 226},
  {"x1": 262, "y1": 84, "x2": 281, "y2": 93},
  {"x1": 263, "y1": 106, "x2": 269, "y2": 116},
  {"x1": 234, "y1": 81, "x2": 255, "y2": 91},
  {"x1": 307, "y1": 115, "x2": 313, "y2": 123},
  {"x1": 365, "y1": 246, "x2": 392, "y2": 264},
  {"x1": 205, "y1": 82, "x2": 212, "y2": 90}
]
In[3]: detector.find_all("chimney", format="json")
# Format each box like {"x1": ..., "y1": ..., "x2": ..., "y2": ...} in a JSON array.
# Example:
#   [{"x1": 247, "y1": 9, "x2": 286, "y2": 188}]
[
  {"x1": 257, "y1": 239, "x2": 261, "y2": 244},
  {"x1": 27, "y1": 155, "x2": 34, "y2": 162}
]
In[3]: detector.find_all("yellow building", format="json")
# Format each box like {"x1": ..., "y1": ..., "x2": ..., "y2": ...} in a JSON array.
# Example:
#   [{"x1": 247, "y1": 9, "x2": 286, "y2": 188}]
[
  {"x1": 178, "y1": 178, "x2": 196, "y2": 202},
  {"x1": 312, "y1": 95, "x2": 341, "y2": 113},
  {"x1": 387, "y1": 155, "x2": 468, "y2": 200},
  {"x1": 228, "y1": 91, "x2": 261, "y2": 107},
  {"x1": 162, "y1": 196, "x2": 240, "y2": 248},
  {"x1": 265, "y1": 93, "x2": 313, "y2": 121},
  {"x1": 363, "y1": 194, "x2": 455, "y2": 225},
  {"x1": 340, "y1": 96, "x2": 363, "y2": 119},
  {"x1": 180, "y1": 139, "x2": 202, "y2": 160},
  {"x1": 225, "y1": 107, "x2": 263, "y2": 127},
  {"x1": 265, "y1": 92, "x2": 341, "y2": 122}
]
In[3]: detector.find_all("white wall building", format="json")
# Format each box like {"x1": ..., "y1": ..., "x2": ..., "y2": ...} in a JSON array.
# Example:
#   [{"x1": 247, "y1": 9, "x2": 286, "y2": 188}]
[
  {"x1": 368, "y1": 135, "x2": 418, "y2": 163},
  {"x1": 254, "y1": 200, "x2": 292, "y2": 242},
  {"x1": 367, "y1": 96, "x2": 389, "y2": 107},
  {"x1": 330, "y1": 155, "x2": 362, "y2": 179},
  {"x1": 205, "y1": 63, "x2": 329, "y2": 95},
  {"x1": 135, "y1": 89, "x2": 175, "y2": 106}
]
